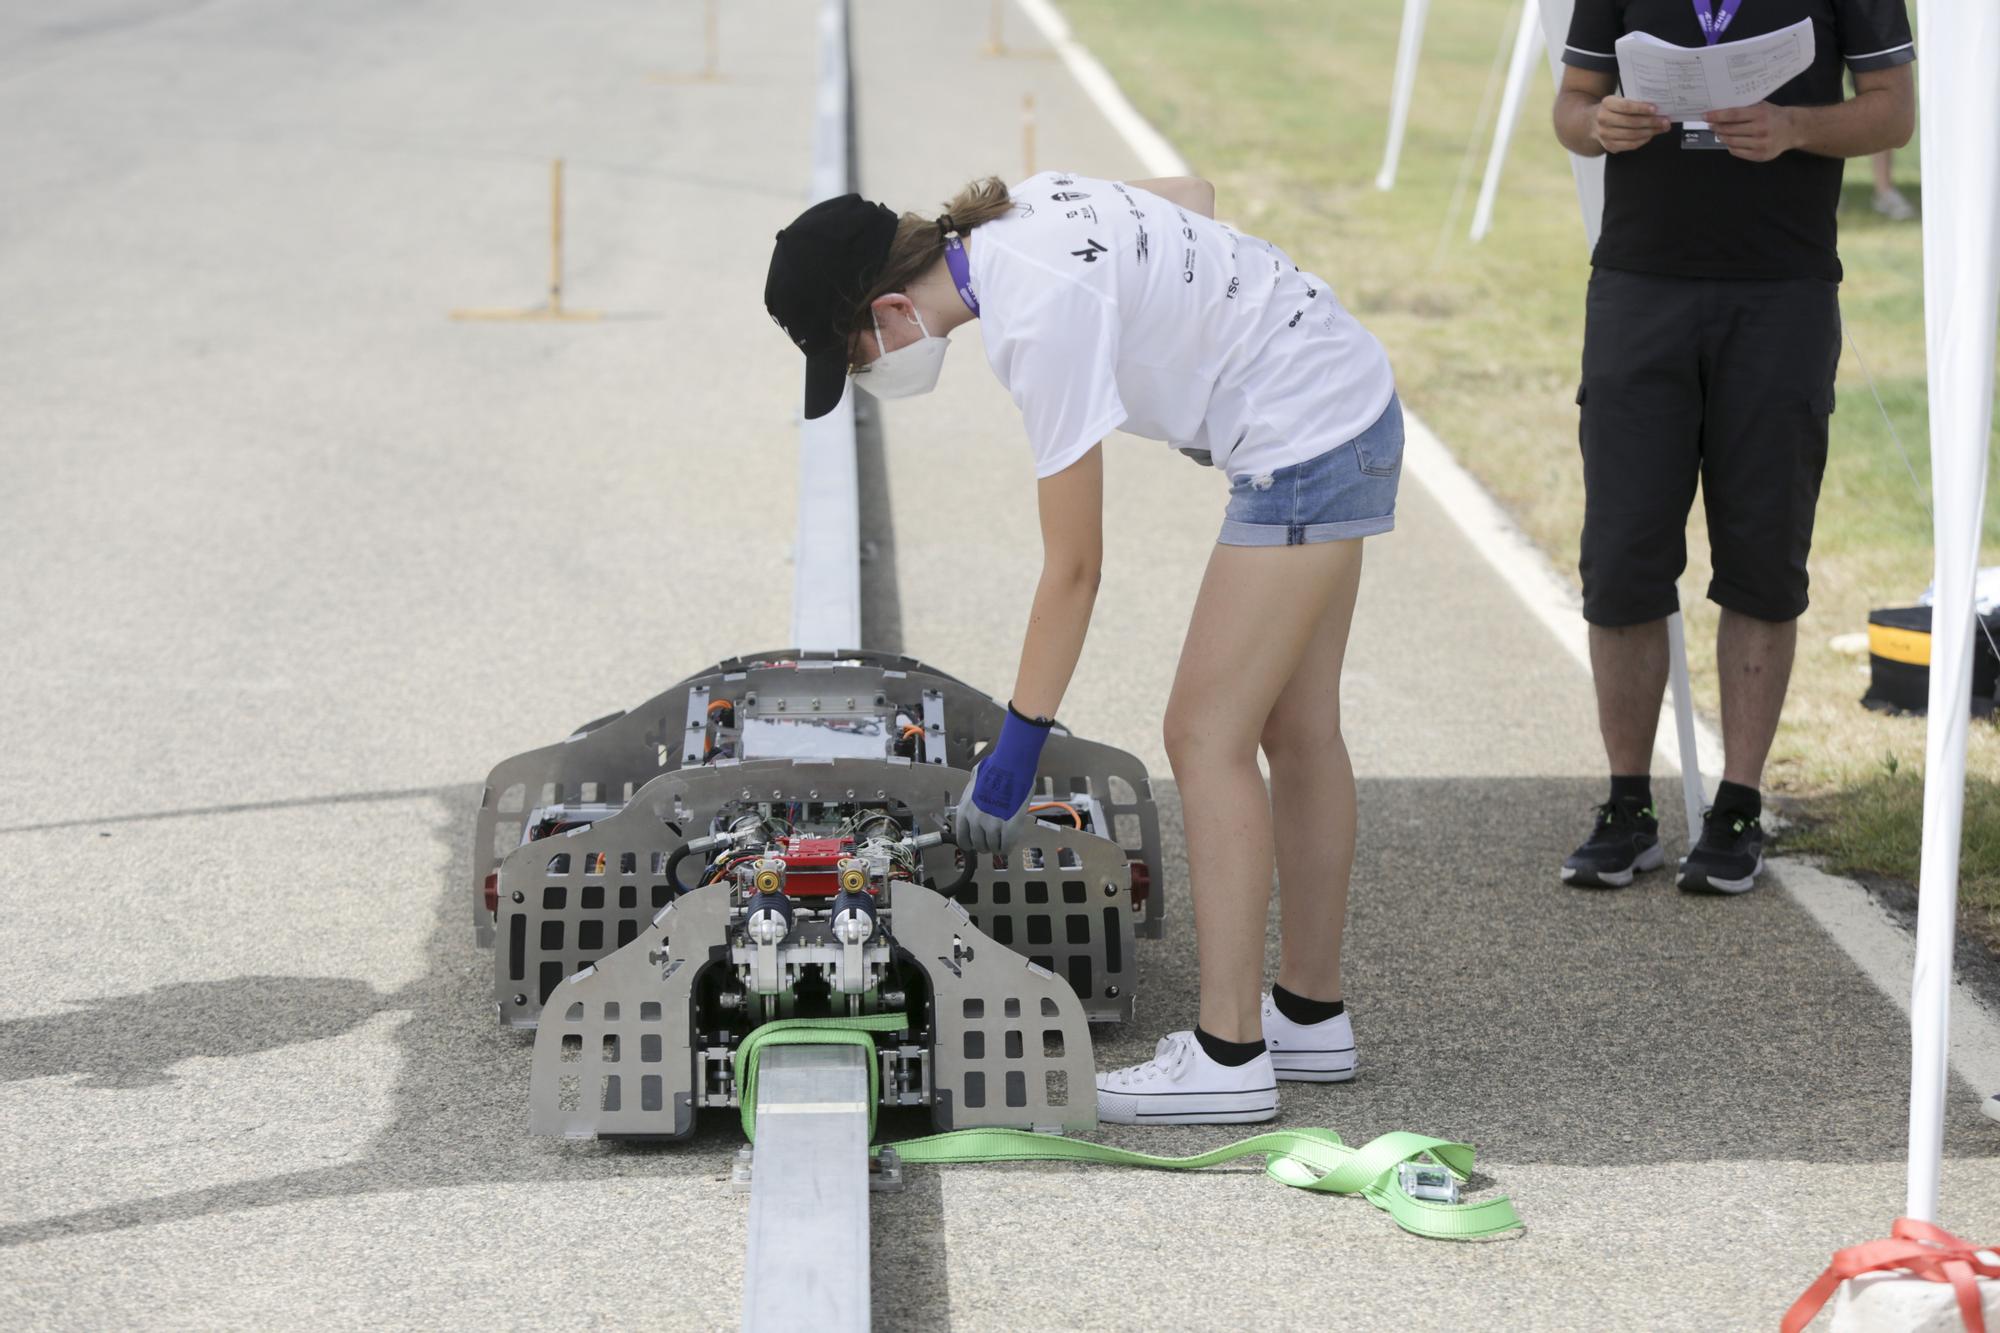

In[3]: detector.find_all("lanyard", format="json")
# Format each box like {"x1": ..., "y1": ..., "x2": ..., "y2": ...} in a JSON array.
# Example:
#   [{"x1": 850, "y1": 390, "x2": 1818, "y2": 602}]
[
  {"x1": 1692, "y1": 0, "x2": 1743, "y2": 44},
  {"x1": 943, "y1": 233, "x2": 979, "y2": 316}
]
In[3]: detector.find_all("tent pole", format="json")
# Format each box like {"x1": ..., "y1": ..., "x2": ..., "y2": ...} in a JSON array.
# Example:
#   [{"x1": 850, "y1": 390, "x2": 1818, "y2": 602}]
[
  {"x1": 1470, "y1": 0, "x2": 1542, "y2": 242},
  {"x1": 1376, "y1": 0, "x2": 1430, "y2": 191},
  {"x1": 1907, "y1": 0, "x2": 2000, "y2": 1224},
  {"x1": 1665, "y1": 613, "x2": 1704, "y2": 842}
]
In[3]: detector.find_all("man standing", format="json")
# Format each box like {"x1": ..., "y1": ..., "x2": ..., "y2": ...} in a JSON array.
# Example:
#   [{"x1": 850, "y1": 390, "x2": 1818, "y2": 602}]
[{"x1": 1551, "y1": 0, "x2": 1913, "y2": 893}]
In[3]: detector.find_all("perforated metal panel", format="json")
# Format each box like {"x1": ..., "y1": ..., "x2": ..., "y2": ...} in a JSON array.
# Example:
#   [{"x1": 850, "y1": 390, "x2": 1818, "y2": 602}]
[
  {"x1": 470, "y1": 654, "x2": 1166, "y2": 945},
  {"x1": 492, "y1": 758, "x2": 1140, "y2": 1029},
  {"x1": 475, "y1": 656, "x2": 990, "y2": 946},
  {"x1": 526, "y1": 881, "x2": 1096, "y2": 1139},
  {"x1": 494, "y1": 758, "x2": 959, "y2": 1027},
  {"x1": 919, "y1": 824, "x2": 1136, "y2": 1025},
  {"x1": 885, "y1": 889, "x2": 1097, "y2": 1134},
  {"x1": 529, "y1": 884, "x2": 732, "y2": 1141}
]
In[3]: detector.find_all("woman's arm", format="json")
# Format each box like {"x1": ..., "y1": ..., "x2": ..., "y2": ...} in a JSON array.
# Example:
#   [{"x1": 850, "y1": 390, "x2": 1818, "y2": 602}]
[
  {"x1": 1010, "y1": 444, "x2": 1105, "y2": 720},
  {"x1": 1128, "y1": 176, "x2": 1215, "y2": 219}
]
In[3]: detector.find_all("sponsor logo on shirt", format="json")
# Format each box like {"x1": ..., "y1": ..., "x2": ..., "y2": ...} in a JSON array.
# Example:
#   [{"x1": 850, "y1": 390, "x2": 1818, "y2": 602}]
[
  {"x1": 1225, "y1": 276, "x2": 1240, "y2": 300},
  {"x1": 1065, "y1": 206, "x2": 1099, "y2": 223},
  {"x1": 1051, "y1": 191, "x2": 1091, "y2": 202},
  {"x1": 1071, "y1": 239, "x2": 1109, "y2": 263},
  {"x1": 1135, "y1": 227, "x2": 1150, "y2": 263}
]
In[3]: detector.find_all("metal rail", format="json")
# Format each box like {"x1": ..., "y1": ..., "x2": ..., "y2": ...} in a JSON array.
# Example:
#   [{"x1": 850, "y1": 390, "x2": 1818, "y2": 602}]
[
  {"x1": 740, "y1": 1045, "x2": 874, "y2": 1332},
  {"x1": 791, "y1": 0, "x2": 862, "y2": 652},
  {"x1": 742, "y1": 5, "x2": 874, "y2": 1329}
]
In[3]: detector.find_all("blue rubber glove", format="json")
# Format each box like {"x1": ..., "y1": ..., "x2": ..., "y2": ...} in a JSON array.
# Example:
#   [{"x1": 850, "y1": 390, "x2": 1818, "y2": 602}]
[{"x1": 954, "y1": 703, "x2": 1052, "y2": 856}]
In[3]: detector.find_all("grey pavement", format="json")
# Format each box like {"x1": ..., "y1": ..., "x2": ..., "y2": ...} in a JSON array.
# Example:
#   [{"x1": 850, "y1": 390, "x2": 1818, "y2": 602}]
[{"x1": 3, "y1": 1, "x2": 1997, "y2": 1331}]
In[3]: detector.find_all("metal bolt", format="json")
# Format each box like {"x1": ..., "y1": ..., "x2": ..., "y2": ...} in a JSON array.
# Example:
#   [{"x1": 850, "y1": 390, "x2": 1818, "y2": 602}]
[
  {"x1": 1105, "y1": 986, "x2": 1120, "y2": 999},
  {"x1": 1104, "y1": 882, "x2": 1118, "y2": 897},
  {"x1": 514, "y1": 993, "x2": 527, "y2": 1005},
  {"x1": 512, "y1": 890, "x2": 525, "y2": 903}
]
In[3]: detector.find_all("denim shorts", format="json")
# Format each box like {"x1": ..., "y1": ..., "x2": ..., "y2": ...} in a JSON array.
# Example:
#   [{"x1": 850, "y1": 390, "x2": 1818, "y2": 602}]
[{"x1": 1218, "y1": 394, "x2": 1403, "y2": 546}]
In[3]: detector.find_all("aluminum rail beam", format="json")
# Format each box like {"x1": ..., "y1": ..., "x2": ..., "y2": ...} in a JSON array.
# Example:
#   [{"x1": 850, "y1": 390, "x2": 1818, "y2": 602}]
[
  {"x1": 791, "y1": 0, "x2": 862, "y2": 652},
  {"x1": 740, "y1": 1044, "x2": 873, "y2": 1332}
]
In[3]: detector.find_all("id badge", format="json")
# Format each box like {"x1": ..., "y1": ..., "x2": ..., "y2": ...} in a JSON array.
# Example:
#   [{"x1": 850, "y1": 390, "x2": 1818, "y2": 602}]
[{"x1": 1680, "y1": 119, "x2": 1724, "y2": 150}]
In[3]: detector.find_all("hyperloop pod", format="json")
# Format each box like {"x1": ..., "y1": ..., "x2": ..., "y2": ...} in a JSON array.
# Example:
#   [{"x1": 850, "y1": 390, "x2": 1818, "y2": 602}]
[
  {"x1": 470, "y1": 649, "x2": 1166, "y2": 948},
  {"x1": 527, "y1": 861, "x2": 1099, "y2": 1140},
  {"x1": 490, "y1": 757, "x2": 1139, "y2": 1027},
  {"x1": 474, "y1": 651, "x2": 1165, "y2": 1141}
]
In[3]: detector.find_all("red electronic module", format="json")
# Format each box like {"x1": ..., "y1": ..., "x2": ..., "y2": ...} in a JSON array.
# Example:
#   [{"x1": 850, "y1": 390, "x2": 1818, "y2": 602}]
[{"x1": 778, "y1": 835, "x2": 855, "y2": 896}]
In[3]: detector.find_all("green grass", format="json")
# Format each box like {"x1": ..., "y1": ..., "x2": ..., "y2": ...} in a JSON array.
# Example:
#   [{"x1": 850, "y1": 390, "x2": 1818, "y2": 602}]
[
  {"x1": 1057, "y1": 0, "x2": 2000, "y2": 924},
  {"x1": 1786, "y1": 767, "x2": 2000, "y2": 939}
]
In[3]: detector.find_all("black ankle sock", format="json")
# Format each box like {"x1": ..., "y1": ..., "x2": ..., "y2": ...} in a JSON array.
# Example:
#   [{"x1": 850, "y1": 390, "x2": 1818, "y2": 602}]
[
  {"x1": 1270, "y1": 983, "x2": 1346, "y2": 1026},
  {"x1": 1713, "y1": 780, "x2": 1761, "y2": 822},
  {"x1": 1609, "y1": 774, "x2": 1653, "y2": 809},
  {"x1": 1194, "y1": 1026, "x2": 1267, "y2": 1067}
]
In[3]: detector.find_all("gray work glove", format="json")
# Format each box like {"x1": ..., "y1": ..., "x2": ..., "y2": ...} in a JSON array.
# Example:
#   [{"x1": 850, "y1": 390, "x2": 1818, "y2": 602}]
[
  {"x1": 952, "y1": 703, "x2": 1053, "y2": 857},
  {"x1": 953, "y1": 767, "x2": 1035, "y2": 857}
]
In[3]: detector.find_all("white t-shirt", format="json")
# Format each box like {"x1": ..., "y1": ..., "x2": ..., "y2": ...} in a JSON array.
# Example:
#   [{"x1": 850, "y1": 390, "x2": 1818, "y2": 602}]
[{"x1": 966, "y1": 171, "x2": 1396, "y2": 481}]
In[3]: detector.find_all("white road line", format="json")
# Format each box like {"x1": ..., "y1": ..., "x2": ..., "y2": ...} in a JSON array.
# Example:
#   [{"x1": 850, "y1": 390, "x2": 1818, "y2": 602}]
[
  {"x1": 1019, "y1": 0, "x2": 2000, "y2": 1100},
  {"x1": 1015, "y1": 0, "x2": 1190, "y2": 176}
]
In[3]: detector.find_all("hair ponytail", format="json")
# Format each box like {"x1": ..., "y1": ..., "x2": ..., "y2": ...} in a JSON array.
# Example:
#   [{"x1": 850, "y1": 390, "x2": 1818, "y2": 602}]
[{"x1": 847, "y1": 177, "x2": 1014, "y2": 333}]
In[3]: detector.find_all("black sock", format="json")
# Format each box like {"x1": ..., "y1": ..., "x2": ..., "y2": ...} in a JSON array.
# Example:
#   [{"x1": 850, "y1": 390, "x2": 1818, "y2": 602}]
[
  {"x1": 1194, "y1": 1026, "x2": 1267, "y2": 1067},
  {"x1": 1270, "y1": 983, "x2": 1346, "y2": 1026},
  {"x1": 1609, "y1": 774, "x2": 1652, "y2": 809},
  {"x1": 1712, "y1": 780, "x2": 1761, "y2": 822}
]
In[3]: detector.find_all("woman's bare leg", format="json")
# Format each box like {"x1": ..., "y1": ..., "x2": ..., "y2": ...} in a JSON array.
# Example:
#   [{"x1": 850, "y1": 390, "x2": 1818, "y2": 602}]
[
  {"x1": 1163, "y1": 537, "x2": 1369, "y2": 1043},
  {"x1": 1265, "y1": 548, "x2": 1364, "y2": 1004}
]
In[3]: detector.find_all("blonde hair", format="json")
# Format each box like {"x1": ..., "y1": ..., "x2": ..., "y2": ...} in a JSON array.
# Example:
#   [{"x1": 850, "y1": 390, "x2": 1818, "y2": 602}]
[{"x1": 848, "y1": 177, "x2": 1014, "y2": 335}]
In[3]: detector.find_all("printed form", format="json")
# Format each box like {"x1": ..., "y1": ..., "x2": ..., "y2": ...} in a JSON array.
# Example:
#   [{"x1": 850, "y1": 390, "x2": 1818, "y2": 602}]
[{"x1": 1613, "y1": 19, "x2": 1815, "y2": 120}]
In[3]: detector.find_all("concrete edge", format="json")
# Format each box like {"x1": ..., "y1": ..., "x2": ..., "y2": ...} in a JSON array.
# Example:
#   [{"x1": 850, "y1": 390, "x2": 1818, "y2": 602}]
[{"x1": 1020, "y1": 0, "x2": 2000, "y2": 1101}]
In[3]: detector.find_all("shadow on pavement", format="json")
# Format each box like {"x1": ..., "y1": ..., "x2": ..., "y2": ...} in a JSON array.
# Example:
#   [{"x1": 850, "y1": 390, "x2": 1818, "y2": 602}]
[
  {"x1": 0, "y1": 977, "x2": 389, "y2": 1089},
  {"x1": 3, "y1": 774, "x2": 1992, "y2": 1272}
]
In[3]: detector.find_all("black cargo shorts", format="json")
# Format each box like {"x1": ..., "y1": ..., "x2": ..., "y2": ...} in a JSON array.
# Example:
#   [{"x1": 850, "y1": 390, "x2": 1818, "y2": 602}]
[{"x1": 1576, "y1": 267, "x2": 1841, "y2": 627}]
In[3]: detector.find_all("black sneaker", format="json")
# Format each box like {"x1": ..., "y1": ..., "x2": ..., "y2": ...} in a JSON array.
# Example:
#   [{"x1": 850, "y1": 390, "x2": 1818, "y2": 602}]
[
  {"x1": 1678, "y1": 807, "x2": 1765, "y2": 895},
  {"x1": 1561, "y1": 800, "x2": 1664, "y2": 889}
]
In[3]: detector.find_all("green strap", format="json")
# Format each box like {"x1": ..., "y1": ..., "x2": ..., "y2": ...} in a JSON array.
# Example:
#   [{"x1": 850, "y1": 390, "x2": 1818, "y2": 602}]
[
  {"x1": 730, "y1": 1017, "x2": 1523, "y2": 1242},
  {"x1": 732, "y1": 1013, "x2": 911, "y2": 1142},
  {"x1": 885, "y1": 1126, "x2": 1522, "y2": 1242}
]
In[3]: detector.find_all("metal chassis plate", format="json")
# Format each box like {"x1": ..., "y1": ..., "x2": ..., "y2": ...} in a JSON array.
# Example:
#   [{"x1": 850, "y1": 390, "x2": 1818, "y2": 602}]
[
  {"x1": 529, "y1": 881, "x2": 1097, "y2": 1140},
  {"x1": 491, "y1": 758, "x2": 1137, "y2": 1027},
  {"x1": 473, "y1": 658, "x2": 1166, "y2": 945}
]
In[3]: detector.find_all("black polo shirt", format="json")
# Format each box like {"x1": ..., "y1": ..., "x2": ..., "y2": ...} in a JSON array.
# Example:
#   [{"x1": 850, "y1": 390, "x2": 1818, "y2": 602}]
[{"x1": 1563, "y1": 0, "x2": 1913, "y2": 282}]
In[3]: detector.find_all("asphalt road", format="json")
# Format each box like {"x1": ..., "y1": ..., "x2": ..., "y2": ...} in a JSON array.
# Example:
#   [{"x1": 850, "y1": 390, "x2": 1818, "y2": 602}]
[{"x1": 3, "y1": 1, "x2": 1997, "y2": 1329}]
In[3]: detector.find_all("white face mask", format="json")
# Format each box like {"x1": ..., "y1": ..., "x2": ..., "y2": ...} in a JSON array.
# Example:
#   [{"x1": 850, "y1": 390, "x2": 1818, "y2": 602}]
[{"x1": 856, "y1": 305, "x2": 949, "y2": 400}]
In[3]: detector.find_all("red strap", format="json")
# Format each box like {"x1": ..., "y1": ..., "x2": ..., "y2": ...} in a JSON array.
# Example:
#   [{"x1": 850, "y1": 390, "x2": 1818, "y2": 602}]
[{"x1": 1782, "y1": 1219, "x2": 2000, "y2": 1333}]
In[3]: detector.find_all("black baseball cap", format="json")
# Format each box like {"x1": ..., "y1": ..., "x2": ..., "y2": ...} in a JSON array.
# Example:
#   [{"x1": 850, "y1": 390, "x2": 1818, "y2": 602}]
[{"x1": 765, "y1": 194, "x2": 900, "y2": 419}]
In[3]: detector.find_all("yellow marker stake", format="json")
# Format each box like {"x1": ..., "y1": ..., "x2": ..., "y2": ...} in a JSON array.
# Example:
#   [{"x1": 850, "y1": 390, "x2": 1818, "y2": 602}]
[
  {"x1": 651, "y1": 0, "x2": 721, "y2": 84},
  {"x1": 984, "y1": 0, "x2": 1005, "y2": 55},
  {"x1": 451, "y1": 157, "x2": 603, "y2": 322}
]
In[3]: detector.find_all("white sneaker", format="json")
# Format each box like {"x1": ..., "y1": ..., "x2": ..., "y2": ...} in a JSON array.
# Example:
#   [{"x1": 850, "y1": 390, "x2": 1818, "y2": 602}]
[
  {"x1": 1261, "y1": 994, "x2": 1357, "y2": 1083},
  {"x1": 1095, "y1": 1031, "x2": 1279, "y2": 1125}
]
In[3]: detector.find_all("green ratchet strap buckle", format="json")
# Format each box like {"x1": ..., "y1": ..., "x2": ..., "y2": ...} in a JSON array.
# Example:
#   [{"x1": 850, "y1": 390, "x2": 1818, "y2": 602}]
[{"x1": 731, "y1": 1016, "x2": 1524, "y2": 1243}]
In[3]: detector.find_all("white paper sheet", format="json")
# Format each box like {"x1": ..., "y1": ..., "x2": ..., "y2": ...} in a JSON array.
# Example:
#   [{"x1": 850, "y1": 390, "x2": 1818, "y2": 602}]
[{"x1": 1613, "y1": 19, "x2": 1815, "y2": 121}]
